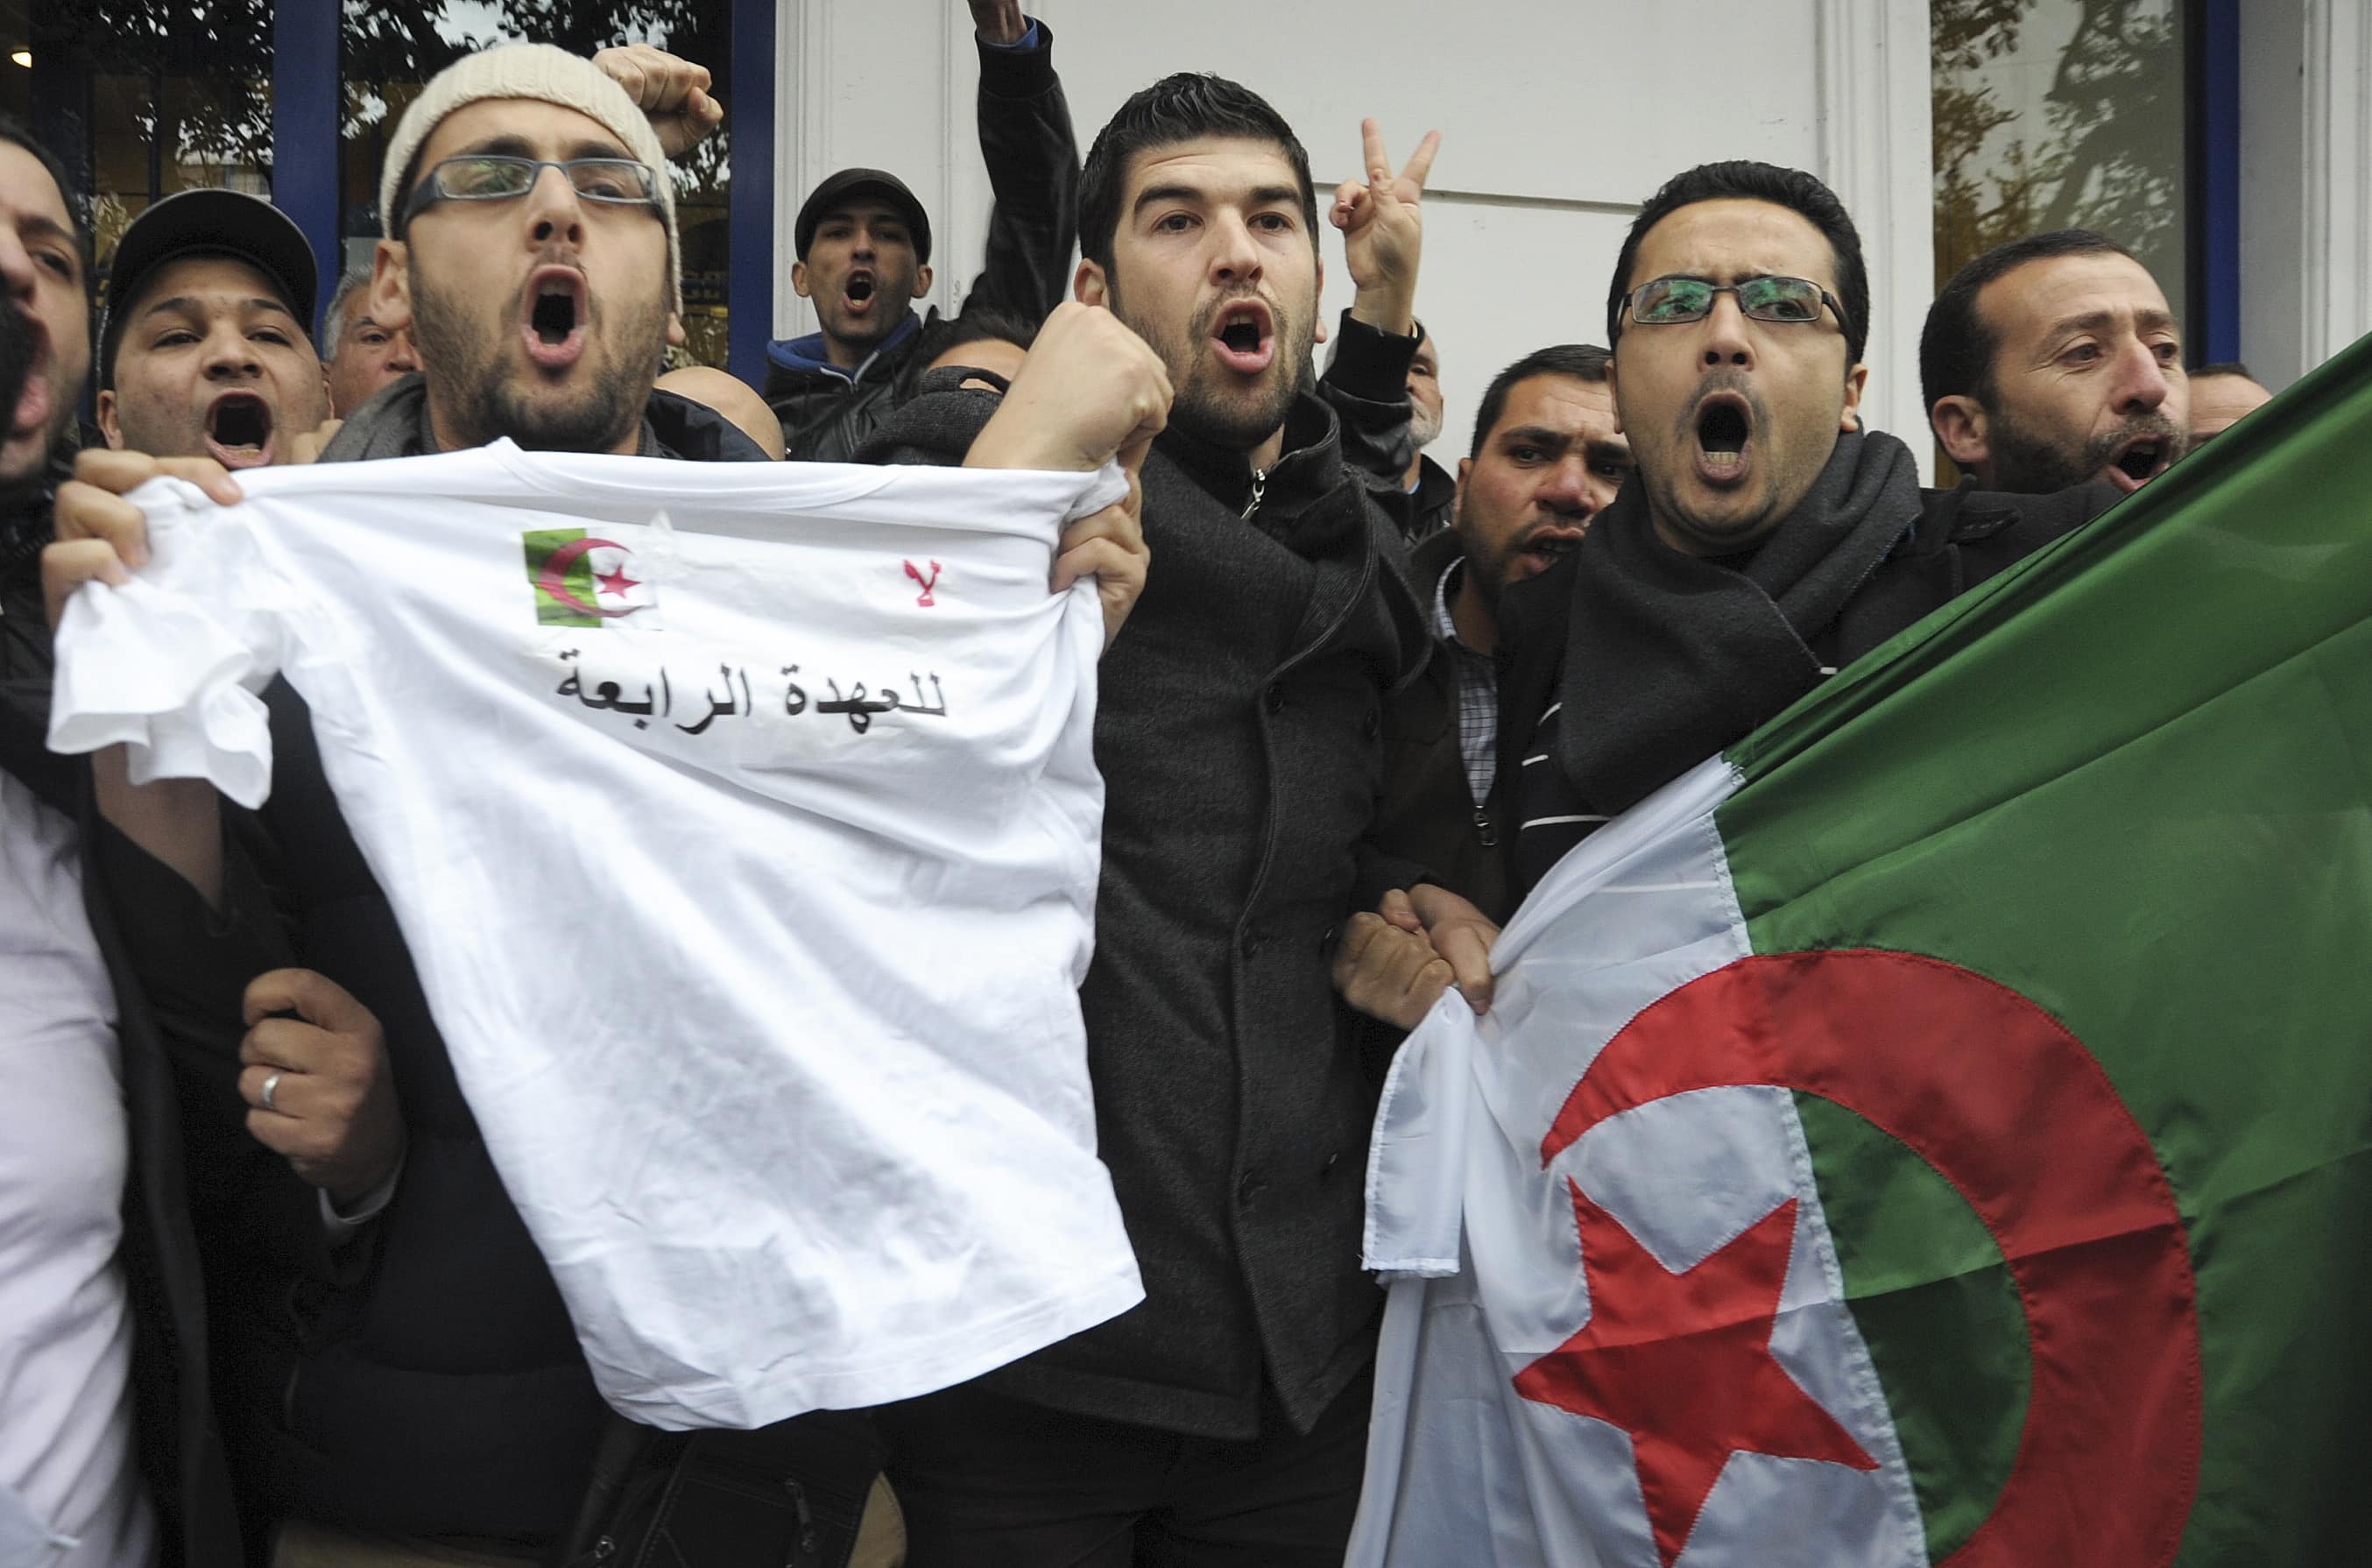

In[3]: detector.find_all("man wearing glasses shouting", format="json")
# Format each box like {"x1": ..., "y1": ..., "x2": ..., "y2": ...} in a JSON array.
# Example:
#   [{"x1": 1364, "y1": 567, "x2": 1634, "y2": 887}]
[
  {"x1": 1499, "y1": 159, "x2": 2125, "y2": 899},
  {"x1": 1338, "y1": 160, "x2": 2121, "y2": 1006}
]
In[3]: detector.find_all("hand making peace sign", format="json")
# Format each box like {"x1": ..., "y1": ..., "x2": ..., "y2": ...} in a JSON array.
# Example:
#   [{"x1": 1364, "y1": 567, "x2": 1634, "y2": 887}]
[{"x1": 1331, "y1": 118, "x2": 1443, "y2": 338}]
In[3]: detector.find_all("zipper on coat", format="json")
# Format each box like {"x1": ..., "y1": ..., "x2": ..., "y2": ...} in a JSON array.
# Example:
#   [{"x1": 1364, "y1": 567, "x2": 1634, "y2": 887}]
[{"x1": 1241, "y1": 467, "x2": 1267, "y2": 519}]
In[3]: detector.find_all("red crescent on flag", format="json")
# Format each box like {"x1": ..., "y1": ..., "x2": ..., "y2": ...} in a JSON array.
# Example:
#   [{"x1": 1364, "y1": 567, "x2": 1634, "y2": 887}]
[
  {"x1": 1541, "y1": 949, "x2": 2201, "y2": 1567},
  {"x1": 538, "y1": 537, "x2": 644, "y2": 618}
]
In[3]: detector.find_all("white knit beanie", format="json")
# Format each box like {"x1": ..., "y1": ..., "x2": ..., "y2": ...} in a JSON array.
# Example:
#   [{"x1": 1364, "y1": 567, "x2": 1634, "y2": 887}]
[{"x1": 378, "y1": 43, "x2": 682, "y2": 313}]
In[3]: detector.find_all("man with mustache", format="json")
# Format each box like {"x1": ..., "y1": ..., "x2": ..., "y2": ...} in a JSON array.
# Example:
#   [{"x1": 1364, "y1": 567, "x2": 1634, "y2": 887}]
[
  {"x1": 1334, "y1": 163, "x2": 2124, "y2": 1019},
  {"x1": 766, "y1": 0, "x2": 1080, "y2": 461},
  {"x1": 1921, "y1": 229, "x2": 2191, "y2": 496},
  {"x1": 95, "y1": 189, "x2": 330, "y2": 471},
  {"x1": 319, "y1": 266, "x2": 420, "y2": 418},
  {"x1": 1361, "y1": 343, "x2": 1629, "y2": 929},
  {"x1": 860, "y1": 77, "x2": 1458, "y2": 1565}
]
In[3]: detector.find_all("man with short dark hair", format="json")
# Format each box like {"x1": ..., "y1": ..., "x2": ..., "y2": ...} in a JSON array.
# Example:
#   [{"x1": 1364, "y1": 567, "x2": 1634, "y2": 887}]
[
  {"x1": 2187, "y1": 359, "x2": 2272, "y2": 447},
  {"x1": 0, "y1": 112, "x2": 244, "y2": 1568},
  {"x1": 1921, "y1": 228, "x2": 2189, "y2": 495},
  {"x1": 1361, "y1": 343, "x2": 1627, "y2": 929},
  {"x1": 95, "y1": 189, "x2": 330, "y2": 469},
  {"x1": 864, "y1": 74, "x2": 1460, "y2": 1565},
  {"x1": 320, "y1": 265, "x2": 419, "y2": 416},
  {"x1": 1471, "y1": 164, "x2": 2116, "y2": 923},
  {"x1": 765, "y1": 0, "x2": 1080, "y2": 461}
]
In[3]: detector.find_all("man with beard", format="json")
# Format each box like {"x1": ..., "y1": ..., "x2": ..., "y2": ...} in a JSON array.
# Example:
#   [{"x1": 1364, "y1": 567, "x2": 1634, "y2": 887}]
[
  {"x1": 52, "y1": 45, "x2": 1154, "y2": 1568},
  {"x1": 1399, "y1": 327, "x2": 1454, "y2": 536},
  {"x1": 1921, "y1": 229, "x2": 2191, "y2": 496},
  {"x1": 46, "y1": 46, "x2": 772, "y2": 1566},
  {"x1": 859, "y1": 78, "x2": 1478, "y2": 1565},
  {"x1": 0, "y1": 116, "x2": 244, "y2": 1565},
  {"x1": 95, "y1": 189, "x2": 330, "y2": 470},
  {"x1": 1326, "y1": 164, "x2": 2126, "y2": 1025},
  {"x1": 766, "y1": 0, "x2": 1081, "y2": 461},
  {"x1": 1357, "y1": 343, "x2": 1627, "y2": 936}
]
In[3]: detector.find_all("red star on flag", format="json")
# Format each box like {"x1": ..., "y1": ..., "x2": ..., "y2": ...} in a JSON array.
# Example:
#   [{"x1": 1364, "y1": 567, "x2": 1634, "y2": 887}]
[
  {"x1": 1514, "y1": 1186, "x2": 1877, "y2": 1567},
  {"x1": 596, "y1": 562, "x2": 641, "y2": 599}
]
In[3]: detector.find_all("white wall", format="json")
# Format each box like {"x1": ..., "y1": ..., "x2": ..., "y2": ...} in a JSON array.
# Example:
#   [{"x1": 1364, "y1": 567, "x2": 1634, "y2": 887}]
[
  {"x1": 2240, "y1": 0, "x2": 2372, "y2": 391},
  {"x1": 774, "y1": 0, "x2": 1933, "y2": 470}
]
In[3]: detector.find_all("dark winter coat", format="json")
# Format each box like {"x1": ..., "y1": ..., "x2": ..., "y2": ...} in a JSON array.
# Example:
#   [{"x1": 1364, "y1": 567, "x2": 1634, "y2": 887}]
[{"x1": 858, "y1": 384, "x2": 1430, "y2": 1440}]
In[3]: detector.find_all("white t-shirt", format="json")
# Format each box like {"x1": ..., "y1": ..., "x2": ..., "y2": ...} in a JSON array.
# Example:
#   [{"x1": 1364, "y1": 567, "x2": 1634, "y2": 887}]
[
  {"x1": 49, "y1": 442, "x2": 1142, "y2": 1431},
  {"x1": 0, "y1": 774, "x2": 154, "y2": 1567}
]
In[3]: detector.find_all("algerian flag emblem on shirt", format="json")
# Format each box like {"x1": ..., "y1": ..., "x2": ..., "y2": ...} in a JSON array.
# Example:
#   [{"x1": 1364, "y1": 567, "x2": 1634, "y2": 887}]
[
  {"x1": 1351, "y1": 332, "x2": 2372, "y2": 1565},
  {"x1": 524, "y1": 526, "x2": 658, "y2": 625}
]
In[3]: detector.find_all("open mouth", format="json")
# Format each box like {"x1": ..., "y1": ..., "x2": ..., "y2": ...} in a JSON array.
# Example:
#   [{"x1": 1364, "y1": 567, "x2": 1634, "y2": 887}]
[
  {"x1": 205, "y1": 390, "x2": 275, "y2": 470},
  {"x1": 1516, "y1": 526, "x2": 1588, "y2": 576},
  {"x1": 2104, "y1": 434, "x2": 2171, "y2": 493},
  {"x1": 1210, "y1": 300, "x2": 1275, "y2": 375},
  {"x1": 521, "y1": 266, "x2": 589, "y2": 370},
  {"x1": 1693, "y1": 393, "x2": 1753, "y2": 487},
  {"x1": 845, "y1": 272, "x2": 875, "y2": 305}
]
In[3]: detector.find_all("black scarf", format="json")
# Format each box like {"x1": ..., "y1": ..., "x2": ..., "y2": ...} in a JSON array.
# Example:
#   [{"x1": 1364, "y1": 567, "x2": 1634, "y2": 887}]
[{"x1": 1555, "y1": 429, "x2": 1923, "y2": 813}]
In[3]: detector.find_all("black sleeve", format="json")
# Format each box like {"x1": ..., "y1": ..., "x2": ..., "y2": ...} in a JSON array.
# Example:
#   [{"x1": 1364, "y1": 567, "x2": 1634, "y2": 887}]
[
  {"x1": 1318, "y1": 309, "x2": 1422, "y2": 489},
  {"x1": 958, "y1": 18, "x2": 1081, "y2": 321},
  {"x1": 92, "y1": 812, "x2": 342, "y2": 1283}
]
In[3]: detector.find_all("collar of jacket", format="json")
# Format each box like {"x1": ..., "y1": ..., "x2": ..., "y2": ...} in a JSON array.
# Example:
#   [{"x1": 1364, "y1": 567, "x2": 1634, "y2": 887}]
[
  {"x1": 1154, "y1": 391, "x2": 1342, "y2": 516},
  {"x1": 763, "y1": 310, "x2": 925, "y2": 385},
  {"x1": 317, "y1": 372, "x2": 772, "y2": 463}
]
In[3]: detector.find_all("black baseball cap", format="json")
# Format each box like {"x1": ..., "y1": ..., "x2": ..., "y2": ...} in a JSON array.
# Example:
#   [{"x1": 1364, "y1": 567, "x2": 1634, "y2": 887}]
[
  {"x1": 794, "y1": 168, "x2": 932, "y2": 265},
  {"x1": 99, "y1": 189, "x2": 321, "y2": 389}
]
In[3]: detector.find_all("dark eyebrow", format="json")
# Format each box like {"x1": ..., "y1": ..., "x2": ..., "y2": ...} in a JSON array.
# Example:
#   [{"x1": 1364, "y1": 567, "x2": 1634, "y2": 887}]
[
  {"x1": 1497, "y1": 424, "x2": 1572, "y2": 449},
  {"x1": 1587, "y1": 438, "x2": 1633, "y2": 464},
  {"x1": 1132, "y1": 183, "x2": 1206, "y2": 219},
  {"x1": 452, "y1": 133, "x2": 537, "y2": 159},
  {"x1": 20, "y1": 215, "x2": 76, "y2": 250},
  {"x1": 141, "y1": 294, "x2": 296, "y2": 322},
  {"x1": 566, "y1": 138, "x2": 632, "y2": 162}
]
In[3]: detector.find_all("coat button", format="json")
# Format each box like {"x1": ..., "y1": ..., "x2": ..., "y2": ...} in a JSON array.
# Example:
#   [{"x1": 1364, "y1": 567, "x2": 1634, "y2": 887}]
[
  {"x1": 1237, "y1": 1171, "x2": 1265, "y2": 1205},
  {"x1": 1321, "y1": 1151, "x2": 1341, "y2": 1177},
  {"x1": 1320, "y1": 923, "x2": 1340, "y2": 950},
  {"x1": 1265, "y1": 684, "x2": 1286, "y2": 714}
]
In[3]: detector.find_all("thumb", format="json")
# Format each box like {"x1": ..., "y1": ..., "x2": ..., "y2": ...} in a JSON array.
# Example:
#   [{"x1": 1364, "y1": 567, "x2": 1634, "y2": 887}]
[{"x1": 243, "y1": 968, "x2": 370, "y2": 1032}]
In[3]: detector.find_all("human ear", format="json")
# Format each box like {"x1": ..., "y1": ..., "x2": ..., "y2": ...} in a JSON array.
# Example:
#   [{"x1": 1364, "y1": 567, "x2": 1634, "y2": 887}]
[{"x1": 1931, "y1": 393, "x2": 1991, "y2": 468}]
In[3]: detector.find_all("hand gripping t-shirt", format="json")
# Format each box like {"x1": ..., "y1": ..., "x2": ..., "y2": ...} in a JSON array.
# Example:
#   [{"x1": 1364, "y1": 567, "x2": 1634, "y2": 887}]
[{"x1": 47, "y1": 441, "x2": 1142, "y2": 1430}]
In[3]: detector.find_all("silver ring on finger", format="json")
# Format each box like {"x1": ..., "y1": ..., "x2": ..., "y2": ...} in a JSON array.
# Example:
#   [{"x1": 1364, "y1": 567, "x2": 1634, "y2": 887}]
[{"x1": 260, "y1": 1070, "x2": 283, "y2": 1112}]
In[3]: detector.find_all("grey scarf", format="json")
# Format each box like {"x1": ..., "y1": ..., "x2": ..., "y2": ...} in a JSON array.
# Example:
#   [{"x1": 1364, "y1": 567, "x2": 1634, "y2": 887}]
[{"x1": 1554, "y1": 429, "x2": 1924, "y2": 813}]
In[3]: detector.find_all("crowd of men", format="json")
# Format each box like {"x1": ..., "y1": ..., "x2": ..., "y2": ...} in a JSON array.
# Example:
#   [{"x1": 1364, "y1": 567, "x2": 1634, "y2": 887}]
[{"x1": 0, "y1": 5, "x2": 2280, "y2": 1566}]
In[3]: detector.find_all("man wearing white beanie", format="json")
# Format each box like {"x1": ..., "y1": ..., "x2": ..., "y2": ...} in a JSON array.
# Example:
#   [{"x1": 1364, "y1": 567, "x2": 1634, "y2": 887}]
[{"x1": 48, "y1": 38, "x2": 1165, "y2": 1568}]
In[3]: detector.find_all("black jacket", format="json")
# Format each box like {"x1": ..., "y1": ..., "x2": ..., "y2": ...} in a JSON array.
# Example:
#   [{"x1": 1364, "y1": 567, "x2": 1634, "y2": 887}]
[
  {"x1": 102, "y1": 395, "x2": 768, "y2": 1553},
  {"x1": 1496, "y1": 475, "x2": 2121, "y2": 902},
  {"x1": 765, "y1": 20, "x2": 1080, "y2": 462},
  {"x1": 1405, "y1": 454, "x2": 1456, "y2": 541},
  {"x1": 859, "y1": 387, "x2": 1429, "y2": 1441},
  {"x1": 1370, "y1": 526, "x2": 1508, "y2": 922},
  {"x1": 0, "y1": 465, "x2": 244, "y2": 1568}
]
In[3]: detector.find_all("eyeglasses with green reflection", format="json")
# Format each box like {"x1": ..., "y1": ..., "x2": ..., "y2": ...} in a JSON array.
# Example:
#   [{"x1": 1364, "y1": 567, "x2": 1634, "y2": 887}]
[
  {"x1": 400, "y1": 155, "x2": 660, "y2": 230},
  {"x1": 1622, "y1": 274, "x2": 1846, "y2": 332}
]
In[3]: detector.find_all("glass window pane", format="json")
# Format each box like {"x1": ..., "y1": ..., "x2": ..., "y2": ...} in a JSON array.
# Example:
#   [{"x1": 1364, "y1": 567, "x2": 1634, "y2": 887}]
[
  {"x1": 32, "y1": 0, "x2": 275, "y2": 308},
  {"x1": 1932, "y1": 0, "x2": 2190, "y2": 328},
  {"x1": 340, "y1": 2, "x2": 731, "y2": 368}
]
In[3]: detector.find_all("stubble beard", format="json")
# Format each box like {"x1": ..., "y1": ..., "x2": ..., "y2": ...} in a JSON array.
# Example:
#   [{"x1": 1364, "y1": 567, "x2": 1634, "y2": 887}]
[
  {"x1": 410, "y1": 264, "x2": 667, "y2": 454},
  {"x1": 1982, "y1": 399, "x2": 2187, "y2": 496},
  {"x1": 1108, "y1": 272, "x2": 1310, "y2": 456}
]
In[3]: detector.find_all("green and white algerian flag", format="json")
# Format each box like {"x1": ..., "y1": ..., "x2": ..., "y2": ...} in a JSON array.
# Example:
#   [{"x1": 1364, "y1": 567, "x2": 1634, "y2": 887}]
[{"x1": 1351, "y1": 333, "x2": 2372, "y2": 1568}]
